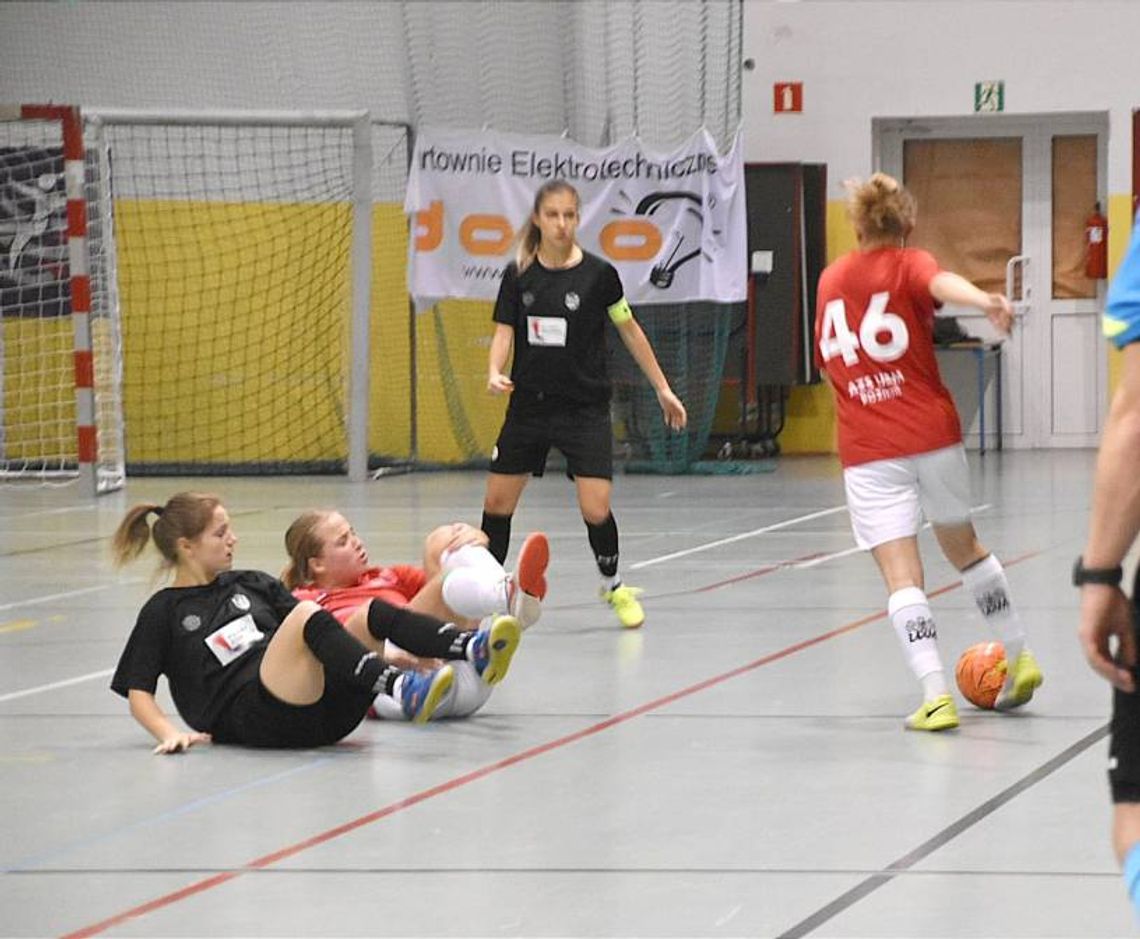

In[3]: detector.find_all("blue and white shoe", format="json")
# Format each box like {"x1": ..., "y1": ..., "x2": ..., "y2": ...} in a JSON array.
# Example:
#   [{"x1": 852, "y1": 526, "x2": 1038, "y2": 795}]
[
  {"x1": 399, "y1": 664, "x2": 455, "y2": 723},
  {"x1": 469, "y1": 614, "x2": 521, "y2": 686}
]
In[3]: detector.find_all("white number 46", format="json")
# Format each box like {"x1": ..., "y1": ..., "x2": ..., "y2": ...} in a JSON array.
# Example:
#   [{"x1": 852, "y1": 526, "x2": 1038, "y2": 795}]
[{"x1": 818, "y1": 292, "x2": 909, "y2": 365}]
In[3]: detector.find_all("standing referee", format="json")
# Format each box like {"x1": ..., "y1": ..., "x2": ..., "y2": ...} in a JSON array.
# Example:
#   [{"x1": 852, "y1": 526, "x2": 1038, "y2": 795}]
[{"x1": 1077, "y1": 213, "x2": 1140, "y2": 917}]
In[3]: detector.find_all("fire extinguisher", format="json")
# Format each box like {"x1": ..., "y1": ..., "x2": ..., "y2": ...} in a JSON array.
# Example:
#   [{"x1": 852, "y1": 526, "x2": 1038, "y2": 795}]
[{"x1": 1086, "y1": 202, "x2": 1108, "y2": 279}]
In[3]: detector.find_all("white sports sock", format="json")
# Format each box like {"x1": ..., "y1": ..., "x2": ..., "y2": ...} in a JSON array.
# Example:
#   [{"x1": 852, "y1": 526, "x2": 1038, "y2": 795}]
[
  {"x1": 601, "y1": 574, "x2": 622, "y2": 592},
  {"x1": 888, "y1": 586, "x2": 947, "y2": 698},
  {"x1": 440, "y1": 543, "x2": 506, "y2": 578},
  {"x1": 961, "y1": 554, "x2": 1026, "y2": 669},
  {"x1": 441, "y1": 568, "x2": 510, "y2": 618}
]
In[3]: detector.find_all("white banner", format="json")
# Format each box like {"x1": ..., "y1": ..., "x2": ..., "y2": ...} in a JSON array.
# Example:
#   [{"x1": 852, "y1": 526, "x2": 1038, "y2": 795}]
[{"x1": 404, "y1": 126, "x2": 746, "y2": 305}]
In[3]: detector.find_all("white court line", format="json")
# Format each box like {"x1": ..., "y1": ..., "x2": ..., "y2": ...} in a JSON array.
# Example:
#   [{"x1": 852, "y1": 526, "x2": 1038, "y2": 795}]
[
  {"x1": 0, "y1": 582, "x2": 144, "y2": 702},
  {"x1": 0, "y1": 668, "x2": 114, "y2": 704},
  {"x1": 0, "y1": 580, "x2": 143, "y2": 614},
  {"x1": 791, "y1": 503, "x2": 994, "y2": 570},
  {"x1": 628, "y1": 505, "x2": 849, "y2": 570},
  {"x1": 0, "y1": 504, "x2": 994, "y2": 702}
]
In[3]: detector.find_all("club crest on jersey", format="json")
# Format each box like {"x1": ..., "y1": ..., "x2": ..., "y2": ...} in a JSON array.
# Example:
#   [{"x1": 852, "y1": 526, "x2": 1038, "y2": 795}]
[
  {"x1": 181, "y1": 614, "x2": 202, "y2": 632},
  {"x1": 564, "y1": 292, "x2": 580, "y2": 311},
  {"x1": 231, "y1": 593, "x2": 251, "y2": 612},
  {"x1": 521, "y1": 291, "x2": 535, "y2": 307}
]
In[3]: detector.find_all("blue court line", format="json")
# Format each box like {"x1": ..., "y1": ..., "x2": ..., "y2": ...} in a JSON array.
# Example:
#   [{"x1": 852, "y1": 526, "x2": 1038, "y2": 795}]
[{"x1": 3, "y1": 755, "x2": 334, "y2": 873}]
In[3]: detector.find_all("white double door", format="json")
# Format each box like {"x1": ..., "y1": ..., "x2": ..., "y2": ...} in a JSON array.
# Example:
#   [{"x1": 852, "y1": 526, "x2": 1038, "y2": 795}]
[{"x1": 878, "y1": 113, "x2": 1108, "y2": 448}]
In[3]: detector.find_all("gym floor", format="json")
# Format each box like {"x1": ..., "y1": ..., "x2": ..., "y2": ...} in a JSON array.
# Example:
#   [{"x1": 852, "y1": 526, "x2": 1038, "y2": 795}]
[{"x1": 0, "y1": 450, "x2": 1133, "y2": 937}]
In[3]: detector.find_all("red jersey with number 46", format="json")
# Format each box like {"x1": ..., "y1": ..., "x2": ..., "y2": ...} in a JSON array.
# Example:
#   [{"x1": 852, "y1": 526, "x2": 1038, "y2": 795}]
[{"x1": 815, "y1": 247, "x2": 962, "y2": 467}]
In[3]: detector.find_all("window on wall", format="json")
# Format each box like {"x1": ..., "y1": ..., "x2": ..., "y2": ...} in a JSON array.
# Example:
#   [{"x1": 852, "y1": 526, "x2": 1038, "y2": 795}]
[
  {"x1": 903, "y1": 138, "x2": 1022, "y2": 295},
  {"x1": 1052, "y1": 134, "x2": 1098, "y2": 300}
]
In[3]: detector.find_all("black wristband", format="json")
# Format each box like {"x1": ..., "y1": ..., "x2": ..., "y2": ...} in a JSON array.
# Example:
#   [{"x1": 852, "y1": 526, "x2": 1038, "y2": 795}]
[{"x1": 1072, "y1": 555, "x2": 1124, "y2": 588}]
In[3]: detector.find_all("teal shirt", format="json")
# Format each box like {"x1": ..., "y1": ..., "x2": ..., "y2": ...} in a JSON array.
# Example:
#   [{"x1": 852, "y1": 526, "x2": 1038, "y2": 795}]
[{"x1": 1106, "y1": 216, "x2": 1140, "y2": 349}]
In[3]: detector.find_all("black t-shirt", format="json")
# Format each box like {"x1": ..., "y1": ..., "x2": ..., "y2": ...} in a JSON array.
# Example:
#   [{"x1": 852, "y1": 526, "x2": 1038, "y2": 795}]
[
  {"x1": 493, "y1": 251, "x2": 626, "y2": 404},
  {"x1": 111, "y1": 570, "x2": 298, "y2": 733}
]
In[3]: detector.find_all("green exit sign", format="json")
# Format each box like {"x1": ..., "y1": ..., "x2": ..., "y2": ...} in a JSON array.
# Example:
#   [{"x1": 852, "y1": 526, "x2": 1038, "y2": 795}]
[{"x1": 975, "y1": 81, "x2": 1005, "y2": 112}]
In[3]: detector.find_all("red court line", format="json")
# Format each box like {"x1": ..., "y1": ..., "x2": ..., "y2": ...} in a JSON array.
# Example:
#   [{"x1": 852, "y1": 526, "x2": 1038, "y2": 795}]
[{"x1": 61, "y1": 549, "x2": 1040, "y2": 938}]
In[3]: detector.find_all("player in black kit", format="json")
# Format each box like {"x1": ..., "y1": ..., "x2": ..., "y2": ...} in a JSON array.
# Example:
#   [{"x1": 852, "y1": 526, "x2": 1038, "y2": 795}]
[
  {"x1": 110, "y1": 492, "x2": 519, "y2": 752},
  {"x1": 480, "y1": 180, "x2": 687, "y2": 629}
]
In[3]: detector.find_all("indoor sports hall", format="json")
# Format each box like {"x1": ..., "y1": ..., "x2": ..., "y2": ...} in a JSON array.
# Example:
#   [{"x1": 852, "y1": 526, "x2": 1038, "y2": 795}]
[{"x1": 3, "y1": 2, "x2": 1140, "y2": 937}]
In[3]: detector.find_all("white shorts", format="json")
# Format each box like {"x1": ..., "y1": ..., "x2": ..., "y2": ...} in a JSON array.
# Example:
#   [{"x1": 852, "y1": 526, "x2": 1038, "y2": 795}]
[{"x1": 843, "y1": 444, "x2": 972, "y2": 550}]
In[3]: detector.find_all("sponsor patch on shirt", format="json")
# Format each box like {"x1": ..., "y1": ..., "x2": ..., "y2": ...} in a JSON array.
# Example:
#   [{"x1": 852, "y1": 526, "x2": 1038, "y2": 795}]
[
  {"x1": 204, "y1": 614, "x2": 265, "y2": 666},
  {"x1": 527, "y1": 315, "x2": 567, "y2": 347}
]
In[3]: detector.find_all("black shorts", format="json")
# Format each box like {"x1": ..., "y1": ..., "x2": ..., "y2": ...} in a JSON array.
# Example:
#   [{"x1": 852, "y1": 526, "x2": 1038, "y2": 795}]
[
  {"x1": 212, "y1": 677, "x2": 376, "y2": 749},
  {"x1": 491, "y1": 393, "x2": 613, "y2": 480},
  {"x1": 1109, "y1": 566, "x2": 1140, "y2": 802}
]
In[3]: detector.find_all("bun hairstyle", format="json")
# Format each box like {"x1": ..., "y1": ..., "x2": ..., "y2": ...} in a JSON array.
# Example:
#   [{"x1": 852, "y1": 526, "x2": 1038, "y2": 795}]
[{"x1": 845, "y1": 172, "x2": 917, "y2": 243}]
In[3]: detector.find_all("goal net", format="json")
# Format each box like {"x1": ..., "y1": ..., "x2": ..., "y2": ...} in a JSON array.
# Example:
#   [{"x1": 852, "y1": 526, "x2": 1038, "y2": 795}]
[
  {"x1": 87, "y1": 109, "x2": 379, "y2": 478},
  {"x1": 0, "y1": 104, "x2": 124, "y2": 493}
]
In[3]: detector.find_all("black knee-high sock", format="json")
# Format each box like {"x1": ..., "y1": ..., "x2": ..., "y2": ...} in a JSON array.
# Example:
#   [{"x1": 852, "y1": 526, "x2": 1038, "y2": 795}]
[
  {"x1": 585, "y1": 513, "x2": 620, "y2": 578},
  {"x1": 481, "y1": 511, "x2": 512, "y2": 564},
  {"x1": 366, "y1": 598, "x2": 473, "y2": 660},
  {"x1": 302, "y1": 607, "x2": 395, "y2": 694}
]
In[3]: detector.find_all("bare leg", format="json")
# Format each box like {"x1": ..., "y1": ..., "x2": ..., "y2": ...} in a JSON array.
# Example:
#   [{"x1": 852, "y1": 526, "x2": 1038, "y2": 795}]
[
  {"x1": 932, "y1": 519, "x2": 988, "y2": 571},
  {"x1": 869, "y1": 535, "x2": 925, "y2": 592},
  {"x1": 483, "y1": 472, "x2": 529, "y2": 516},
  {"x1": 1115, "y1": 805, "x2": 1140, "y2": 863},
  {"x1": 421, "y1": 523, "x2": 486, "y2": 580},
  {"x1": 574, "y1": 475, "x2": 613, "y2": 525},
  {"x1": 259, "y1": 601, "x2": 328, "y2": 706}
]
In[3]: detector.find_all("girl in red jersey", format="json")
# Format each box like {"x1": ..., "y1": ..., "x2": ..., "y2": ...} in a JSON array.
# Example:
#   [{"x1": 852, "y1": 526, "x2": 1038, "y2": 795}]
[
  {"x1": 814, "y1": 173, "x2": 1042, "y2": 731},
  {"x1": 283, "y1": 511, "x2": 549, "y2": 720}
]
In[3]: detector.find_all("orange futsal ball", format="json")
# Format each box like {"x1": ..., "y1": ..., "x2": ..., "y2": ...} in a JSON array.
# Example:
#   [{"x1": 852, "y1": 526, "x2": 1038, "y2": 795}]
[{"x1": 955, "y1": 641, "x2": 1007, "y2": 709}]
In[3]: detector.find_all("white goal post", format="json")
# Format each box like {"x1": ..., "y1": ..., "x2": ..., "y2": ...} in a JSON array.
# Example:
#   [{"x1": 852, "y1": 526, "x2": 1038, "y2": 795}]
[
  {"x1": 88, "y1": 108, "x2": 374, "y2": 483},
  {"x1": 0, "y1": 106, "x2": 376, "y2": 490},
  {"x1": 0, "y1": 103, "x2": 124, "y2": 494}
]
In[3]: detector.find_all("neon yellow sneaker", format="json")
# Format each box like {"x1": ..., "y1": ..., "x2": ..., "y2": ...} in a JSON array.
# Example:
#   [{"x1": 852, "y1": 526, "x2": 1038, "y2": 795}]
[
  {"x1": 602, "y1": 584, "x2": 645, "y2": 629},
  {"x1": 904, "y1": 694, "x2": 959, "y2": 732},
  {"x1": 470, "y1": 614, "x2": 521, "y2": 686},
  {"x1": 994, "y1": 650, "x2": 1043, "y2": 711}
]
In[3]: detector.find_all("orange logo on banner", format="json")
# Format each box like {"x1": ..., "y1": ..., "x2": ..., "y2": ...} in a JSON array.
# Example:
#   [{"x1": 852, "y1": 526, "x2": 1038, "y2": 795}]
[
  {"x1": 414, "y1": 203, "x2": 666, "y2": 263},
  {"x1": 459, "y1": 214, "x2": 515, "y2": 256},
  {"x1": 414, "y1": 200, "x2": 443, "y2": 251},
  {"x1": 598, "y1": 219, "x2": 662, "y2": 261},
  {"x1": 773, "y1": 82, "x2": 803, "y2": 114}
]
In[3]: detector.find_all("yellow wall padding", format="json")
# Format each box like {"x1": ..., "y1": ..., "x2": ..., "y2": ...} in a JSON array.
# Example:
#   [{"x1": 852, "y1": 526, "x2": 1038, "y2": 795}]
[
  {"x1": 1, "y1": 316, "x2": 74, "y2": 460},
  {"x1": 115, "y1": 199, "x2": 352, "y2": 464}
]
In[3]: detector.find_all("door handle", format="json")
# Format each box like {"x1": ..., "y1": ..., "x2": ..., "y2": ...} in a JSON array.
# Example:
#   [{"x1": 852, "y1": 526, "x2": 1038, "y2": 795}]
[{"x1": 1005, "y1": 254, "x2": 1030, "y2": 317}]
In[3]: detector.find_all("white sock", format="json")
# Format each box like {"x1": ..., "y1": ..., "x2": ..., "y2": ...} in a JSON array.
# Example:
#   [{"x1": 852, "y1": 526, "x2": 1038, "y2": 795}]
[
  {"x1": 961, "y1": 554, "x2": 1026, "y2": 669},
  {"x1": 601, "y1": 574, "x2": 621, "y2": 592},
  {"x1": 889, "y1": 586, "x2": 947, "y2": 699},
  {"x1": 441, "y1": 568, "x2": 510, "y2": 618},
  {"x1": 441, "y1": 543, "x2": 506, "y2": 578}
]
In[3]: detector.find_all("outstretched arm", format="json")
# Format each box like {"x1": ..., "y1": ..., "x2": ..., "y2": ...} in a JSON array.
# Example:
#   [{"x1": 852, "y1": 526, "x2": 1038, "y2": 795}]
[
  {"x1": 1079, "y1": 342, "x2": 1140, "y2": 691},
  {"x1": 614, "y1": 317, "x2": 687, "y2": 430},
  {"x1": 930, "y1": 271, "x2": 1013, "y2": 335},
  {"x1": 487, "y1": 323, "x2": 515, "y2": 394},
  {"x1": 128, "y1": 688, "x2": 210, "y2": 755}
]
